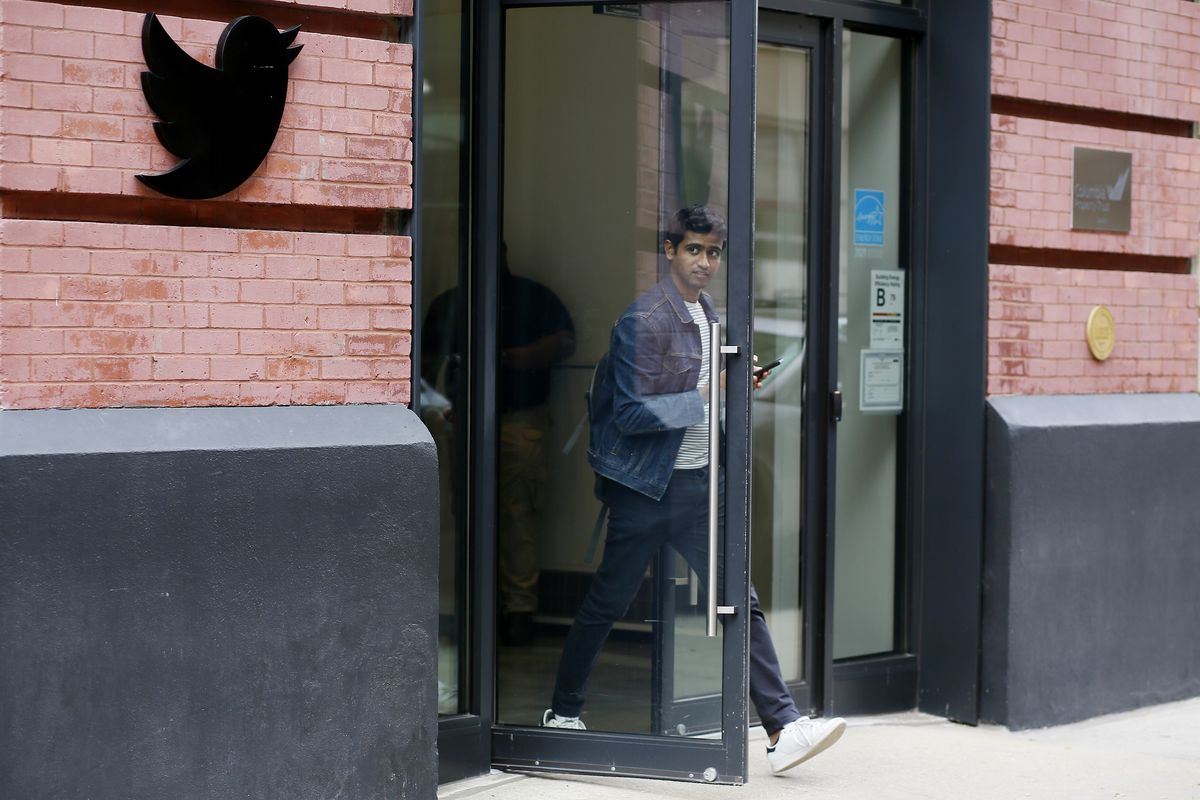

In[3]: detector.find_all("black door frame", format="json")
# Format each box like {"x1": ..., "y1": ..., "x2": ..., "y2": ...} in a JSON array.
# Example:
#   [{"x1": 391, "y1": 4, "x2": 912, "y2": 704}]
[
  {"x1": 486, "y1": 0, "x2": 758, "y2": 785},
  {"x1": 757, "y1": 0, "x2": 932, "y2": 720},
  {"x1": 425, "y1": 0, "x2": 992, "y2": 785},
  {"x1": 754, "y1": 6, "x2": 831, "y2": 726}
]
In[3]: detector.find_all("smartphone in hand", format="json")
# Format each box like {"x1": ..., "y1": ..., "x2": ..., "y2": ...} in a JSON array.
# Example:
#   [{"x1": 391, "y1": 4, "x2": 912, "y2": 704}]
[{"x1": 753, "y1": 357, "x2": 784, "y2": 379}]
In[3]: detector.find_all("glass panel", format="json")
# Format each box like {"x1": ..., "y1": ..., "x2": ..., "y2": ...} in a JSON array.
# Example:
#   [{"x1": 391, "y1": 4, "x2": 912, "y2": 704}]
[
  {"x1": 833, "y1": 31, "x2": 904, "y2": 660},
  {"x1": 418, "y1": 0, "x2": 468, "y2": 716},
  {"x1": 496, "y1": 2, "x2": 731, "y2": 737},
  {"x1": 752, "y1": 42, "x2": 810, "y2": 684}
]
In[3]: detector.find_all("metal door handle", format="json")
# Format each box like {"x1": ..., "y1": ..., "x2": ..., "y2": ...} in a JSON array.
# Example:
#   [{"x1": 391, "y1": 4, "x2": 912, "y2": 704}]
[{"x1": 706, "y1": 322, "x2": 722, "y2": 637}]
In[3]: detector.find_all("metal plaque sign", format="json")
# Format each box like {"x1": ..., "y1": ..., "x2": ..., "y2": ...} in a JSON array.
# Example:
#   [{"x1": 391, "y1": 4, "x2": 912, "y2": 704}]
[
  {"x1": 1086, "y1": 305, "x2": 1116, "y2": 361},
  {"x1": 1072, "y1": 147, "x2": 1132, "y2": 233},
  {"x1": 137, "y1": 13, "x2": 302, "y2": 200}
]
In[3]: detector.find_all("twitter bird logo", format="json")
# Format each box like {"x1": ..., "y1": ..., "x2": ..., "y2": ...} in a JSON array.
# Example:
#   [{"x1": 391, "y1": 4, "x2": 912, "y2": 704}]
[{"x1": 137, "y1": 13, "x2": 302, "y2": 200}]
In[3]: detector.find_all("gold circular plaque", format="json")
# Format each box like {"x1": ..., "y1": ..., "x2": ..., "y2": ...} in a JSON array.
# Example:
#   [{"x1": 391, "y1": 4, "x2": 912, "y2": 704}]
[{"x1": 1086, "y1": 305, "x2": 1116, "y2": 361}]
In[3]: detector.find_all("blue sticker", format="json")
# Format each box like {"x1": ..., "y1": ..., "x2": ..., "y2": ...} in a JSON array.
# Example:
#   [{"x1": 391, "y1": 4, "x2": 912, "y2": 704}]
[{"x1": 854, "y1": 189, "x2": 885, "y2": 247}]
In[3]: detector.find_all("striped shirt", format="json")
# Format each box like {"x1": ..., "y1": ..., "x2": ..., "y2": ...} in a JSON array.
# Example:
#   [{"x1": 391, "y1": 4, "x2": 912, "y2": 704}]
[{"x1": 674, "y1": 300, "x2": 711, "y2": 469}]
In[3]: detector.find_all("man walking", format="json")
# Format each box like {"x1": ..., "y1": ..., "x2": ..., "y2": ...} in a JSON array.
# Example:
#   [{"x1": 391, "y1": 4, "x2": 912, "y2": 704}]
[{"x1": 542, "y1": 206, "x2": 845, "y2": 775}]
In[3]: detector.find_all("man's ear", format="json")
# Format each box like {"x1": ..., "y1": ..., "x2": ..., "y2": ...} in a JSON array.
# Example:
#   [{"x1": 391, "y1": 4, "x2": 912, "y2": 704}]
[{"x1": 663, "y1": 239, "x2": 676, "y2": 259}]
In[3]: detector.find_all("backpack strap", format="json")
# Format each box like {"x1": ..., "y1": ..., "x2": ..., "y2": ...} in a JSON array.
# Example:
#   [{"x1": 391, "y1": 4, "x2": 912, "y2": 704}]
[
  {"x1": 581, "y1": 354, "x2": 611, "y2": 562},
  {"x1": 584, "y1": 502, "x2": 608, "y2": 564},
  {"x1": 561, "y1": 412, "x2": 586, "y2": 456}
]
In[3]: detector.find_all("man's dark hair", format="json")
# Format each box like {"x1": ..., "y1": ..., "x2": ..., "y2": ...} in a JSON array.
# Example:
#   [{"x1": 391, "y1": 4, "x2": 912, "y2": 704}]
[{"x1": 664, "y1": 205, "x2": 727, "y2": 248}]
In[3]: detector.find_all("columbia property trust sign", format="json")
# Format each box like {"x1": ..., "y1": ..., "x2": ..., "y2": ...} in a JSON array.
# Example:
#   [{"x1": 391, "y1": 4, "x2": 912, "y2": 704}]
[{"x1": 1072, "y1": 147, "x2": 1132, "y2": 233}]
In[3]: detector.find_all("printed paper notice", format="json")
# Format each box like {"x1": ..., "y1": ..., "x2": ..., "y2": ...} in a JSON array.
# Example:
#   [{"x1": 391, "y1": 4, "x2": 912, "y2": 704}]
[
  {"x1": 869, "y1": 270, "x2": 905, "y2": 349},
  {"x1": 860, "y1": 350, "x2": 904, "y2": 414}
]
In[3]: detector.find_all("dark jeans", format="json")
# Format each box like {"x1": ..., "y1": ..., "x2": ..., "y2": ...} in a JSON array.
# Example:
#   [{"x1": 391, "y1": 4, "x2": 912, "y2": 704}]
[{"x1": 551, "y1": 467, "x2": 802, "y2": 734}]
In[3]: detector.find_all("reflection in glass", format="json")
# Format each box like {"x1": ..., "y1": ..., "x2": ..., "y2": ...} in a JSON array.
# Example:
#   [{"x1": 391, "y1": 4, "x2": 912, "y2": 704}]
[
  {"x1": 419, "y1": 0, "x2": 467, "y2": 716},
  {"x1": 834, "y1": 31, "x2": 904, "y2": 660},
  {"x1": 497, "y1": 3, "x2": 731, "y2": 736},
  {"x1": 752, "y1": 42, "x2": 810, "y2": 685}
]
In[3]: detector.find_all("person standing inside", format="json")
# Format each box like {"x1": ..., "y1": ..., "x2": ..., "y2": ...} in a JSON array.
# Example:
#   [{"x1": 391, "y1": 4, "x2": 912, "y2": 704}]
[
  {"x1": 541, "y1": 206, "x2": 845, "y2": 775},
  {"x1": 423, "y1": 245, "x2": 576, "y2": 645}
]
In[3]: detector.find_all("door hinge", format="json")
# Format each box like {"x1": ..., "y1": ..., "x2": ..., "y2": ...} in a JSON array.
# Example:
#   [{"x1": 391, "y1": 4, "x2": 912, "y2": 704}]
[{"x1": 831, "y1": 390, "x2": 843, "y2": 423}]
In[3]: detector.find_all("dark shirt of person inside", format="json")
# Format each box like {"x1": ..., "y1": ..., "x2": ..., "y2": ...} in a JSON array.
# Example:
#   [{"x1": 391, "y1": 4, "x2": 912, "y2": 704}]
[{"x1": 422, "y1": 266, "x2": 575, "y2": 413}]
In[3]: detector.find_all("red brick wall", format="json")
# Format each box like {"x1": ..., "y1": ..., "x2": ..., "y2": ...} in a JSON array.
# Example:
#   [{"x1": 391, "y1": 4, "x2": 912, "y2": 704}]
[
  {"x1": 1, "y1": 219, "x2": 411, "y2": 408},
  {"x1": 0, "y1": 3, "x2": 412, "y2": 207},
  {"x1": 0, "y1": 1, "x2": 412, "y2": 409},
  {"x1": 990, "y1": 0, "x2": 1200, "y2": 396},
  {"x1": 989, "y1": 264, "x2": 1197, "y2": 395},
  {"x1": 990, "y1": 118, "x2": 1200, "y2": 258},
  {"x1": 992, "y1": 0, "x2": 1200, "y2": 121}
]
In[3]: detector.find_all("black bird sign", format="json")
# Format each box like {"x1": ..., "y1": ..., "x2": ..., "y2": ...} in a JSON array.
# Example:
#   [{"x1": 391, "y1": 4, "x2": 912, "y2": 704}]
[{"x1": 136, "y1": 13, "x2": 302, "y2": 200}]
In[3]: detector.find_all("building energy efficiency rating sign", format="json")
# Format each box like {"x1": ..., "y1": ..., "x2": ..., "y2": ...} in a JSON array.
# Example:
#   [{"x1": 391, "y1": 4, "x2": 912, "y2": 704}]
[
  {"x1": 861, "y1": 269, "x2": 905, "y2": 414},
  {"x1": 869, "y1": 269, "x2": 905, "y2": 349}
]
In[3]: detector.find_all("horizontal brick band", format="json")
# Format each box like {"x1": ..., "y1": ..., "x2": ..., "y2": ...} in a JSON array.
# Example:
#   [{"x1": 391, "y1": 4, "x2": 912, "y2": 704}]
[
  {"x1": 25, "y1": 0, "x2": 409, "y2": 38},
  {"x1": 989, "y1": 246, "x2": 1190, "y2": 275},
  {"x1": 991, "y1": 96, "x2": 1193, "y2": 138},
  {"x1": 2, "y1": 190, "x2": 395, "y2": 235},
  {"x1": 1, "y1": 219, "x2": 413, "y2": 409},
  {"x1": 276, "y1": 0, "x2": 414, "y2": 15}
]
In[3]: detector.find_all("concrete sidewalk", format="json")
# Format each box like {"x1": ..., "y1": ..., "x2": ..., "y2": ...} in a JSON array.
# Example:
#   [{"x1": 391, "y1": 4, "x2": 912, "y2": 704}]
[{"x1": 439, "y1": 697, "x2": 1200, "y2": 800}]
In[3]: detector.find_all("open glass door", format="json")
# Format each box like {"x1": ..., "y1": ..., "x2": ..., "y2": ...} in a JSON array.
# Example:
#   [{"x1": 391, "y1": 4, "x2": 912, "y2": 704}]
[
  {"x1": 487, "y1": 0, "x2": 756, "y2": 784},
  {"x1": 652, "y1": 11, "x2": 828, "y2": 737}
]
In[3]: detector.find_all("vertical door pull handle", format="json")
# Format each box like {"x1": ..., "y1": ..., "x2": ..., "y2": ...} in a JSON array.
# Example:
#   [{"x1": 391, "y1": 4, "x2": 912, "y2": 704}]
[
  {"x1": 706, "y1": 322, "x2": 722, "y2": 638},
  {"x1": 831, "y1": 390, "x2": 843, "y2": 423}
]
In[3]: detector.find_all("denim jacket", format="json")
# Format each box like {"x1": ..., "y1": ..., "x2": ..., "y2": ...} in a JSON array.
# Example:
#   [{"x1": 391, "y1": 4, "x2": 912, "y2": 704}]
[{"x1": 588, "y1": 277, "x2": 716, "y2": 501}]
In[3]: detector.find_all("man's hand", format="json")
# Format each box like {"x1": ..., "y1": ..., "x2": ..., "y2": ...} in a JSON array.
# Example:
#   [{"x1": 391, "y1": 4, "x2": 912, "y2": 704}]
[
  {"x1": 752, "y1": 355, "x2": 772, "y2": 391},
  {"x1": 702, "y1": 355, "x2": 772, "y2": 400}
]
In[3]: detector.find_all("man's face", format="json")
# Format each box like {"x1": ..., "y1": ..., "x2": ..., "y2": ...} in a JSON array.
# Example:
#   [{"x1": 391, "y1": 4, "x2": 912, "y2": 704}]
[{"x1": 664, "y1": 231, "x2": 724, "y2": 301}]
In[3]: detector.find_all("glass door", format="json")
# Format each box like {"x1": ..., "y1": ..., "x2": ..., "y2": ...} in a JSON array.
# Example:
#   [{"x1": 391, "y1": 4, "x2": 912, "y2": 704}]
[
  {"x1": 750, "y1": 10, "x2": 824, "y2": 720},
  {"x1": 748, "y1": 12, "x2": 914, "y2": 717},
  {"x1": 832, "y1": 29, "x2": 908, "y2": 665},
  {"x1": 652, "y1": 11, "x2": 826, "y2": 736},
  {"x1": 487, "y1": 0, "x2": 756, "y2": 783}
]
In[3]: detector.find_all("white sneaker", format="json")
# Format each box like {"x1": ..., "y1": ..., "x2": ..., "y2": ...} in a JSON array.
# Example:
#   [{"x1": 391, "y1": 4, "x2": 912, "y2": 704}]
[
  {"x1": 541, "y1": 708, "x2": 587, "y2": 729},
  {"x1": 766, "y1": 716, "x2": 846, "y2": 774}
]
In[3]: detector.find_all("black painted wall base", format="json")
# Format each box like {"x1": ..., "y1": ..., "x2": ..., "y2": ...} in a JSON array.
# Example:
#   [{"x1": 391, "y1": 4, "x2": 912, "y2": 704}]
[
  {"x1": 830, "y1": 655, "x2": 918, "y2": 717},
  {"x1": 1, "y1": 406, "x2": 439, "y2": 800},
  {"x1": 982, "y1": 394, "x2": 1200, "y2": 730}
]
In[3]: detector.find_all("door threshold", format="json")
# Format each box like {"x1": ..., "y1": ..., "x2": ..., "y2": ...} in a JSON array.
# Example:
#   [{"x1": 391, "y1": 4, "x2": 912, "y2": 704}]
[{"x1": 438, "y1": 769, "x2": 527, "y2": 799}]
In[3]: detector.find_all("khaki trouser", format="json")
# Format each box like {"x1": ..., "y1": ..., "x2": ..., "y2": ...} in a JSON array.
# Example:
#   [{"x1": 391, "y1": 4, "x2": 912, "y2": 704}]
[{"x1": 497, "y1": 405, "x2": 551, "y2": 614}]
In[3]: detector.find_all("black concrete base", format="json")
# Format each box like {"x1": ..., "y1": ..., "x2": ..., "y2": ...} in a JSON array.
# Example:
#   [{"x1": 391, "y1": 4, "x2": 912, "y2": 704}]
[
  {"x1": 1, "y1": 406, "x2": 439, "y2": 799},
  {"x1": 982, "y1": 394, "x2": 1200, "y2": 730}
]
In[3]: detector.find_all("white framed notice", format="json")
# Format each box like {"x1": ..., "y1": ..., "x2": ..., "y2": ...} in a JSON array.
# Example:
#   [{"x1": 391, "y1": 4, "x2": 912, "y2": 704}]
[
  {"x1": 859, "y1": 349, "x2": 904, "y2": 414},
  {"x1": 869, "y1": 269, "x2": 905, "y2": 349}
]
